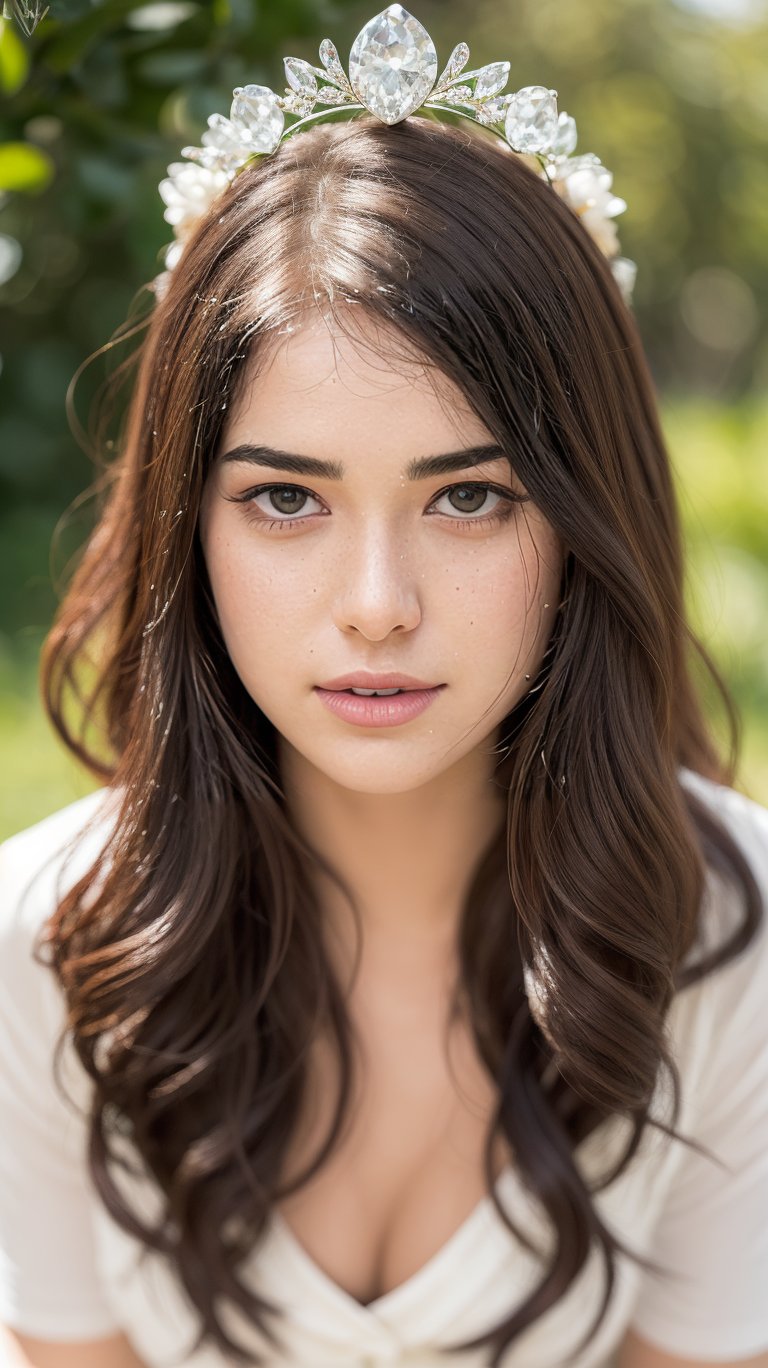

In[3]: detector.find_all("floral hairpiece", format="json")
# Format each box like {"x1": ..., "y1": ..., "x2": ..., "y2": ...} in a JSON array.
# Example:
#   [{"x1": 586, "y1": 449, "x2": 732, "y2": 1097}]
[{"x1": 155, "y1": 4, "x2": 636, "y2": 307}]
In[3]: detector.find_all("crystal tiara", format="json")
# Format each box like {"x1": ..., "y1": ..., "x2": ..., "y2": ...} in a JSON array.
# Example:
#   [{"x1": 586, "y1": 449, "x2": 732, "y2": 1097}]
[{"x1": 156, "y1": 3, "x2": 636, "y2": 307}]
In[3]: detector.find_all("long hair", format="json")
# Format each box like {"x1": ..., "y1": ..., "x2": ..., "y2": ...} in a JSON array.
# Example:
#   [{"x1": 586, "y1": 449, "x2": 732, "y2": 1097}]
[{"x1": 37, "y1": 115, "x2": 764, "y2": 1367}]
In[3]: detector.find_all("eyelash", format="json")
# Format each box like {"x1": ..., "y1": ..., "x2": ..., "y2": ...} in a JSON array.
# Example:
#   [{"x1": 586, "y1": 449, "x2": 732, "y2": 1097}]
[{"x1": 229, "y1": 481, "x2": 528, "y2": 534}]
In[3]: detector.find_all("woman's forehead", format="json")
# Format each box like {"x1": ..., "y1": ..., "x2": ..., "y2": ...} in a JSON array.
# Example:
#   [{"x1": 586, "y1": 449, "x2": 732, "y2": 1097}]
[{"x1": 221, "y1": 314, "x2": 492, "y2": 453}]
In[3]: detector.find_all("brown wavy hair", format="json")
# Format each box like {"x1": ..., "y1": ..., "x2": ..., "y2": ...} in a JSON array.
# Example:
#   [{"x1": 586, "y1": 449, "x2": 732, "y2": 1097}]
[{"x1": 36, "y1": 115, "x2": 764, "y2": 1367}]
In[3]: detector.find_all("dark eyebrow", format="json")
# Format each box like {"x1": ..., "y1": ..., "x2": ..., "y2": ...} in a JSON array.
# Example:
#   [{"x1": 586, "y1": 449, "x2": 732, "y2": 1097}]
[{"x1": 216, "y1": 442, "x2": 509, "y2": 480}]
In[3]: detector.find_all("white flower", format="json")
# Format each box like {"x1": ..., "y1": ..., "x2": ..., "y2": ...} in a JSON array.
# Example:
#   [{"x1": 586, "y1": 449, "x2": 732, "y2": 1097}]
[
  {"x1": 163, "y1": 239, "x2": 185, "y2": 270},
  {"x1": 151, "y1": 266, "x2": 172, "y2": 301},
  {"x1": 522, "y1": 943, "x2": 557, "y2": 1047},
  {"x1": 551, "y1": 154, "x2": 627, "y2": 258},
  {"x1": 152, "y1": 163, "x2": 231, "y2": 301},
  {"x1": 157, "y1": 160, "x2": 231, "y2": 239},
  {"x1": 610, "y1": 256, "x2": 638, "y2": 307}
]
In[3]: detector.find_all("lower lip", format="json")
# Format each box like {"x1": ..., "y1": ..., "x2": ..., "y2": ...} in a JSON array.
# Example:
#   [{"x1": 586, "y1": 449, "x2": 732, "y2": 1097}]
[{"x1": 313, "y1": 686, "x2": 445, "y2": 728}]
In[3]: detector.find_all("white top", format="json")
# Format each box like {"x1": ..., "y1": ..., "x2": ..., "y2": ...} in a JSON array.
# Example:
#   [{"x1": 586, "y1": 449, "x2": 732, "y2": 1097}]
[{"x1": 1, "y1": 767, "x2": 767, "y2": 1368}]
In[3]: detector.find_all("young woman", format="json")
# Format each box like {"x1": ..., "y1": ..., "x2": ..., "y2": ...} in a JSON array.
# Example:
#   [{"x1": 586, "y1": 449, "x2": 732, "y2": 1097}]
[{"x1": 1, "y1": 14, "x2": 767, "y2": 1368}]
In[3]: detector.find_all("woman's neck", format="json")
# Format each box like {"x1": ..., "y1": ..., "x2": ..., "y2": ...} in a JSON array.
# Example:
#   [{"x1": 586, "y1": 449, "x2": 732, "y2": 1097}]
[{"x1": 278, "y1": 732, "x2": 507, "y2": 990}]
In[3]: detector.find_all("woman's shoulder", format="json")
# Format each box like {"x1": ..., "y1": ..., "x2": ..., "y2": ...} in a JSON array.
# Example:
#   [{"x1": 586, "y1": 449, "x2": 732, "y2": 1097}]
[
  {"x1": 0, "y1": 786, "x2": 122, "y2": 947},
  {"x1": 678, "y1": 761, "x2": 768, "y2": 848},
  {"x1": 677, "y1": 763, "x2": 768, "y2": 950},
  {"x1": 0, "y1": 791, "x2": 122, "y2": 1139},
  {"x1": 672, "y1": 766, "x2": 768, "y2": 1078}
]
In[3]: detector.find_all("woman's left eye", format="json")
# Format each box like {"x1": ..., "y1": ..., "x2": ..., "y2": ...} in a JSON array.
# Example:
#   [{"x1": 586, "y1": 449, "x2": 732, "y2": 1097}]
[
  {"x1": 432, "y1": 484, "x2": 506, "y2": 520},
  {"x1": 230, "y1": 481, "x2": 525, "y2": 532}
]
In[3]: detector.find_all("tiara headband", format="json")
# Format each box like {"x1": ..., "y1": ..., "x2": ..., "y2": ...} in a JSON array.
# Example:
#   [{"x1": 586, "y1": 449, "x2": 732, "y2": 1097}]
[{"x1": 155, "y1": 3, "x2": 636, "y2": 308}]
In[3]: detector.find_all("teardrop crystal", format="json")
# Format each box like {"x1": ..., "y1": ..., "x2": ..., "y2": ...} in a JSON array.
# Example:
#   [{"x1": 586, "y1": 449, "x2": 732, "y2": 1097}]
[
  {"x1": 434, "y1": 41, "x2": 470, "y2": 90},
  {"x1": 553, "y1": 111, "x2": 578, "y2": 157},
  {"x1": 229, "y1": 84, "x2": 285, "y2": 153},
  {"x1": 318, "y1": 38, "x2": 355, "y2": 94},
  {"x1": 284, "y1": 57, "x2": 318, "y2": 99},
  {"x1": 468, "y1": 61, "x2": 510, "y2": 101},
  {"x1": 348, "y1": 4, "x2": 438, "y2": 125},
  {"x1": 504, "y1": 85, "x2": 559, "y2": 154}
]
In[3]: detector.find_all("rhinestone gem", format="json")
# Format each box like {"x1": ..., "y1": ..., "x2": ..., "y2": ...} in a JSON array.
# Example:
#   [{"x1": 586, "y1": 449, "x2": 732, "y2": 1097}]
[
  {"x1": 229, "y1": 84, "x2": 285, "y2": 153},
  {"x1": 504, "y1": 85, "x2": 559, "y2": 154},
  {"x1": 314, "y1": 86, "x2": 352, "y2": 106},
  {"x1": 278, "y1": 91, "x2": 309, "y2": 115},
  {"x1": 475, "y1": 95, "x2": 509, "y2": 124},
  {"x1": 348, "y1": 4, "x2": 439, "y2": 125},
  {"x1": 441, "y1": 85, "x2": 474, "y2": 104}
]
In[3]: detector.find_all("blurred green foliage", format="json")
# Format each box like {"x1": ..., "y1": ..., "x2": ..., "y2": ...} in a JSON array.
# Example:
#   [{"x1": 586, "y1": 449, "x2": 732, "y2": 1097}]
[{"x1": 0, "y1": 0, "x2": 766, "y2": 836}]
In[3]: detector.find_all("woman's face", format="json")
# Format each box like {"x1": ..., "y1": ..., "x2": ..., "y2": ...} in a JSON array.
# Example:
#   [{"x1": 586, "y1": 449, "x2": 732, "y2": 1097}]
[{"x1": 199, "y1": 313, "x2": 564, "y2": 795}]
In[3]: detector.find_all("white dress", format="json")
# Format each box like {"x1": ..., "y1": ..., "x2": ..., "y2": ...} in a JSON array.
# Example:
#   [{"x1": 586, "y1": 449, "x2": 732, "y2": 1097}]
[{"x1": 1, "y1": 767, "x2": 767, "y2": 1367}]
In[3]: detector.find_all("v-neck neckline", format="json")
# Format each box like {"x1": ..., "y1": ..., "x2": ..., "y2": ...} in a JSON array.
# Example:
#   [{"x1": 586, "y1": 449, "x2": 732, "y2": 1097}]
[{"x1": 268, "y1": 1161, "x2": 517, "y2": 1317}]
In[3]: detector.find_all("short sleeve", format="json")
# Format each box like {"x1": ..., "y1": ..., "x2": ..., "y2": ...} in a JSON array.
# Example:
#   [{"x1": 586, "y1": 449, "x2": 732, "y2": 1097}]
[
  {"x1": 0, "y1": 793, "x2": 123, "y2": 1340},
  {"x1": 629, "y1": 780, "x2": 768, "y2": 1360}
]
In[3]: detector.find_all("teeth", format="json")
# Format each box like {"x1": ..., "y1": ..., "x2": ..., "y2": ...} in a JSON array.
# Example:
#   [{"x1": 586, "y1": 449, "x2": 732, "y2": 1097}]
[{"x1": 348, "y1": 687, "x2": 404, "y2": 696}]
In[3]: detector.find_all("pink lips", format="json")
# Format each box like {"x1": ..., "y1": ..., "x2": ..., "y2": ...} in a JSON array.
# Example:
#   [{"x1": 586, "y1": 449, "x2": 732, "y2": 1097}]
[
  {"x1": 313, "y1": 684, "x2": 445, "y2": 729},
  {"x1": 317, "y1": 671, "x2": 439, "y2": 691}
]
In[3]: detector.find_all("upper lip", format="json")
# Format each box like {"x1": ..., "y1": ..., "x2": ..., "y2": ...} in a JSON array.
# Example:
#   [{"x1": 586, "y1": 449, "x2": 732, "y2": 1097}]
[{"x1": 317, "y1": 672, "x2": 441, "y2": 691}]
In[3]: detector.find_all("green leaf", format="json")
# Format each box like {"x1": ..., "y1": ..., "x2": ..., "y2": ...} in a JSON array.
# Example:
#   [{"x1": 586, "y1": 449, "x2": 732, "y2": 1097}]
[
  {"x1": 0, "y1": 16, "x2": 29, "y2": 95},
  {"x1": 0, "y1": 141, "x2": 54, "y2": 192}
]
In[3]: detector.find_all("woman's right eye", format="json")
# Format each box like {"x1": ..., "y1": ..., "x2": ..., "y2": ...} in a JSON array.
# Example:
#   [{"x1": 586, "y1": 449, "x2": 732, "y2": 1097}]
[
  {"x1": 249, "y1": 485, "x2": 320, "y2": 518},
  {"x1": 230, "y1": 483, "x2": 326, "y2": 530}
]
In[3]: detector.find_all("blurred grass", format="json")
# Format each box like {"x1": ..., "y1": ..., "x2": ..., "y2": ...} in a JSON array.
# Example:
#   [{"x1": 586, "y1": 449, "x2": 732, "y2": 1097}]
[
  {"x1": 663, "y1": 393, "x2": 768, "y2": 806},
  {"x1": 0, "y1": 646, "x2": 100, "y2": 837},
  {"x1": 1, "y1": 394, "x2": 767, "y2": 842}
]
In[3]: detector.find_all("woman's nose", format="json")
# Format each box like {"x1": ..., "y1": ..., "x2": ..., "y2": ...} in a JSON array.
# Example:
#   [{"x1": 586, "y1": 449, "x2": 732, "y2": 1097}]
[{"x1": 330, "y1": 531, "x2": 423, "y2": 640}]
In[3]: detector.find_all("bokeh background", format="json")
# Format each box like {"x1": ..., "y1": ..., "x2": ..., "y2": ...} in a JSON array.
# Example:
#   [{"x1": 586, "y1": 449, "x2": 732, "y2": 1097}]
[{"x1": 0, "y1": 0, "x2": 766, "y2": 840}]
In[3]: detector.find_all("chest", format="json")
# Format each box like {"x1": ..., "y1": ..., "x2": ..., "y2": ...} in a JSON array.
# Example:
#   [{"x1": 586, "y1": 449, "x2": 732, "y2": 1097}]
[{"x1": 273, "y1": 1000, "x2": 514, "y2": 1307}]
